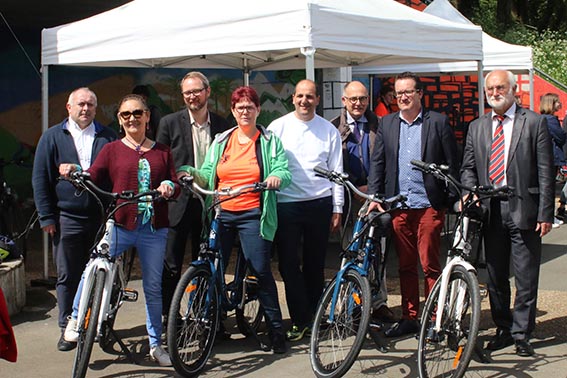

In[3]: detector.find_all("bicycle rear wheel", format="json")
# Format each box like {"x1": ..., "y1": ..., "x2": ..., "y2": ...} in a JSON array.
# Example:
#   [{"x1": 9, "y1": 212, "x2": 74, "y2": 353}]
[
  {"x1": 418, "y1": 264, "x2": 481, "y2": 378},
  {"x1": 310, "y1": 269, "x2": 371, "y2": 378},
  {"x1": 167, "y1": 264, "x2": 219, "y2": 377},
  {"x1": 235, "y1": 266, "x2": 264, "y2": 336},
  {"x1": 72, "y1": 269, "x2": 106, "y2": 378}
]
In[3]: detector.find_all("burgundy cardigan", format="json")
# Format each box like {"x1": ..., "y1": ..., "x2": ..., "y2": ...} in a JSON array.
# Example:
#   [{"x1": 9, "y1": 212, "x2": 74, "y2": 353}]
[{"x1": 88, "y1": 140, "x2": 179, "y2": 230}]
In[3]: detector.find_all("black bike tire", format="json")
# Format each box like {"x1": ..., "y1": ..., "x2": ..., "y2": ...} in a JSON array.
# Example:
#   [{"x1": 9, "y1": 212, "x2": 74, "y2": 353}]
[
  {"x1": 167, "y1": 264, "x2": 219, "y2": 377},
  {"x1": 72, "y1": 268, "x2": 106, "y2": 378},
  {"x1": 235, "y1": 265, "x2": 264, "y2": 336},
  {"x1": 417, "y1": 264, "x2": 481, "y2": 378},
  {"x1": 310, "y1": 269, "x2": 372, "y2": 378},
  {"x1": 99, "y1": 272, "x2": 121, "y2": 352}
]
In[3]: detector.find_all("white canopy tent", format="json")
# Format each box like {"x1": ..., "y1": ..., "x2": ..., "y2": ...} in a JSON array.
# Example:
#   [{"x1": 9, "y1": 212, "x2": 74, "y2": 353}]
[
  {"x1": 39, "y1": 0, "x2": 483, "y2": 278},
  {"x1": 353, "y1": 0, "x2": 534, "y2": 109}
]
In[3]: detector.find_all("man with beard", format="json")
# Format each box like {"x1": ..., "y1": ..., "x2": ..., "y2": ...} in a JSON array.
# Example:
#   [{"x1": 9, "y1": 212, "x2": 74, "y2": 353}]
[
  {"x1": 461, "y1": 70, "x2": 554, "y2": 357},
  {"x1": 156, "y1": 71, "x2": 230, "y2": 320}
]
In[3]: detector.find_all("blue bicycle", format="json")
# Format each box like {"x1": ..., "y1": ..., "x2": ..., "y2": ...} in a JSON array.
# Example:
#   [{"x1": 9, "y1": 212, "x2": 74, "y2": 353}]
[
  {"x1": 310, "y1": 167, "x2": 405, "y2": 378},
  {"x1": 167, "y1": 175, "x2": 272, "y2": 377}
]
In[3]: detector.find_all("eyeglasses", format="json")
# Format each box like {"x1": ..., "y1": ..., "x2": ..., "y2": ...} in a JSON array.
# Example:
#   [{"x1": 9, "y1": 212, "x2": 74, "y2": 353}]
[
  {"x1": 395, "y1": 89, "x2": 420, "y2": 98},
  {"x1": 182, "y1": 87, "x2": 206, "y2": 97},
  {"x1": 344, "y1": 96, "x2": 369, "y2": 104},
  {"x1": 118, "y1": 109, "x2": 145, "y2": 120},
  {"x1": 234, "y1": 105, "x2": 257, "y2": 114}
]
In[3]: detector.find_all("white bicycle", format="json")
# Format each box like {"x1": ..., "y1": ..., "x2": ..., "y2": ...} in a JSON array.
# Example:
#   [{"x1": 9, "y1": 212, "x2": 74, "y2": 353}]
[
  {"x1": 62, "y1": 171, "x2": 161, "y2": 378},
  {"x1": 411, "y1": 160, "x2": 513, "y2": 378}
]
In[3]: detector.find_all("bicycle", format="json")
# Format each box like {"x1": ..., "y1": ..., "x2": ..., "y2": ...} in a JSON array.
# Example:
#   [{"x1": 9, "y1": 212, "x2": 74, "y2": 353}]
[
  {"x1": 167, "y1": 175, "x2": 272, "y2": 377},
  {"x1": 0, "y1": 156, "x2": 37, "y2": 261},
  {"x1": 309, "y1": 166, "x2": 406, "y2": 378},
  {"x1": 410, "y1": 159, "x2": 513, "y2": 378},
  {"x1": 61, "y1": 171, "x2": 160, "y2": 378}
]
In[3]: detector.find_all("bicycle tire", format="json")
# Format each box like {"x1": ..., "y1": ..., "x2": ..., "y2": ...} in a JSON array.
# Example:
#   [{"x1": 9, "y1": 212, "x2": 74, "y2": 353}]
[
  {"x1": 310, "y1": 269, "x2": 371, "y2": 378},
  {"x1": 418, "y1": 264, "x2": 481, "y2": 378},
  {"x1": 235, "y1": 266, "x2": 264, "y2": 336},
  {"x1": 167, "y1": 264, "x2": 219, "y2": 377},
  {"x1": 99, "y1": 272, "x2": 121, "y2": 353},
  {"x1": 72, "y1": 268, "x2": 106, "y2": 378}
]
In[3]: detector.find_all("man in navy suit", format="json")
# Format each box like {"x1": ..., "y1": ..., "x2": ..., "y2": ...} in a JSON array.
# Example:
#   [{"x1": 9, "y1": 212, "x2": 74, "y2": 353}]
[
  {"x1": 461, "y1": 70, "x2": 554, "y2": 357},
  {"x1": 367, "y1": 72, "x2": 459, "y2": 337},
  {"x1": 156, "y1": 71, "x2": 230, "y2": 318}
]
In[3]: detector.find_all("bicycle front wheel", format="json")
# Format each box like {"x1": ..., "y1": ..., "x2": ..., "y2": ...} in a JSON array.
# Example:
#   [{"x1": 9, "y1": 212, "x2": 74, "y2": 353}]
[
  {"x1": 310, "y1": 269, "x2": 371, "y2": 378},
  {"x1": 418, "y1": 264, "x2": 481, "y2": 378},
  {"x1": 72, "y1": 268, "x2": 106, "y2": 378},
  {"x1": 167, "y1": 264, "x2": 219, "y2": 377}
]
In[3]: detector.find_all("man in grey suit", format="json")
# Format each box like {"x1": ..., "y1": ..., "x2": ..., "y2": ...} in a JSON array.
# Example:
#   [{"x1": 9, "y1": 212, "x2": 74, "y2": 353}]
[
  {"x1": 156, "y1": 71, "x2": 229, "y2": 317},
  {"x1": 461, "y1": 70, "x2": 554, "y2": 357}
]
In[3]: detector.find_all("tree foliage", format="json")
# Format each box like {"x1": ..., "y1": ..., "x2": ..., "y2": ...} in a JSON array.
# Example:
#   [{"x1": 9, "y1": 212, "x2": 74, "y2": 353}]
[{"x1": 452, "y1": 0, "x2": 567, "y2": 85}]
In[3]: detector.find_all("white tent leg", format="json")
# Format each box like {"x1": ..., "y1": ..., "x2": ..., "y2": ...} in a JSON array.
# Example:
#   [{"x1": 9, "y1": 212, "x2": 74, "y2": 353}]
[
  {"x1": 301, "y1": 47, "x2": 316, "y2": 81},
  {"x1": 529, "y1": 69, "x2": 534, "y2": 111},
  {"x1": 477, "y1": 62, "x2": 484, "y2": 115},
  {"x1": 41, "y1": 65, "x2": 50, "y2": 279}
]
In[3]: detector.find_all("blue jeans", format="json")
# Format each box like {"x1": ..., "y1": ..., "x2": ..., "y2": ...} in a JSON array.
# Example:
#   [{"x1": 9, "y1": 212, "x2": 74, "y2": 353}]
[
  {"x1": 276, "y1": 197, "x2": 333, "y2": 328},
  {"x1": 218, "y1": 208, "x2": 283, "y2": 330},
  {"x1": 72, "y1": 219, "x2": 168, "y2": 347}
]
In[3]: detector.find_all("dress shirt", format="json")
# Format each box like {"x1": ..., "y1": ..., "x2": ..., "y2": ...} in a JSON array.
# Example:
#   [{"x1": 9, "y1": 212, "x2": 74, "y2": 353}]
[
  {"x1": 189, "y1": 110, "x2": 212, "y2": 169},
  {"x1": 67, "y1": 118, "x2": 95, "y2": 169},
  {"x1": 345, "y1": 112, "x2": 370, "y2": 184},
  {"x1": 490, "y1": 103, "x2": 516, "y2": 187}
]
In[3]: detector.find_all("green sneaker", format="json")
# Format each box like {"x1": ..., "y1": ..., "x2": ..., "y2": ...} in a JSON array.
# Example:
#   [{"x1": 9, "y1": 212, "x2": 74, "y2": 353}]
[{"x1": 285, "y1": 325, "x2": 310, "y2": 341}]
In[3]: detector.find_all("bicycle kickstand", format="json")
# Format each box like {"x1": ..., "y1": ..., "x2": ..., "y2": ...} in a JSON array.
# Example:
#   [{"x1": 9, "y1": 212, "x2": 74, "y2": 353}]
[{"x1": 108, "y1": 327, "x2": 139, "y2": 364}]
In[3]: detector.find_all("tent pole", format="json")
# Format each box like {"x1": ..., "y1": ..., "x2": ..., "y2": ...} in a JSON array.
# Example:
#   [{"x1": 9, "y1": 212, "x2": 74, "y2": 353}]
[
  {"x1": 301, "y1": 47, "x2": 316, "y2": 80},
  {"x1": 41, "y1": 65, "x2": 49, "y2": 279},
  {"x1": 477, "y1": 61, "x2": 484, "y2": 115},
  {"x1": 529, "y1": 69, "x2": 534, "y2": 111},
  {"x1": 243, "y1": 57, "x2": 250, "y2": 86}
]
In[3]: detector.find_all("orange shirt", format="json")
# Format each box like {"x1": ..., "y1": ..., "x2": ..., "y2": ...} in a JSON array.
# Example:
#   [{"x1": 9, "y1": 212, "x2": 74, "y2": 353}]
[{"x1": 216, "y1": 131, "x2": 261, "y2": 211}]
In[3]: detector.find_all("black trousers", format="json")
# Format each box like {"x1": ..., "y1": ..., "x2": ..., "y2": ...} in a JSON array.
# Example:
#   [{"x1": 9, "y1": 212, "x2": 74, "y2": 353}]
[{"x1": 484, "y1": 200, "x2": 541, "y2": 339}]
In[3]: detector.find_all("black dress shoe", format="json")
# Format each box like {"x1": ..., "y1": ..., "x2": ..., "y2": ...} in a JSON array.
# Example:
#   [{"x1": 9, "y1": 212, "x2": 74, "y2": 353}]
[
  {"x1": 384, "y1": 319, "x2": 419, "y2": 338},
  {"x1": 515, "y1": 339, "x2": 534, "y2": 357},
  {"x1": 485, "y1": 329, "x2": 513, "y2": 351},
  {"x1": 57, "y1": 332, "x2": 76, "y2": 352}
]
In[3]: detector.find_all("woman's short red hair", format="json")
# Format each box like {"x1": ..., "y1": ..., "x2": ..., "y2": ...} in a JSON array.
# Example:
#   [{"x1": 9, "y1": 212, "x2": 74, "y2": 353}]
[{"x1": 231, "y1": 86, "x2": 260, "y2": 108}]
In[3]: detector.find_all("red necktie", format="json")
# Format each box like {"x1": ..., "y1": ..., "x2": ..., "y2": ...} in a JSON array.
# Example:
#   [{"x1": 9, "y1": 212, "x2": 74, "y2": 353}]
[{"x1": 489, "y1": 115, "x2": 506, "y2": 184}]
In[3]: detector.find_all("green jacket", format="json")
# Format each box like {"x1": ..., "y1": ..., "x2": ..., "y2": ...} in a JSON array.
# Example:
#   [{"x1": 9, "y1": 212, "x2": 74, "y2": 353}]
[{"x1": 179, "y1": 125, "x2": 291, "y2": 241}]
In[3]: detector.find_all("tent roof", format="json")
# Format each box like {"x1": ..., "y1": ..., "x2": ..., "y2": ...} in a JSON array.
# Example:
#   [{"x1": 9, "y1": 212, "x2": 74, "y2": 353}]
[
  {"x1": 353, "y1": 0, "x2": 532, "y2": 76},
  {"x1": 41, "y1": 0, "x2": 482, "y2": 71}
]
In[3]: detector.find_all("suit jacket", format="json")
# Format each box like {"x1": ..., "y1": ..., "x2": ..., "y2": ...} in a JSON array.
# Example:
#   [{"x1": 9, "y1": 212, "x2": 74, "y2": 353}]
[
  {"x1": 367, "y1": 110, "x2": 459, "y2": 210},
  {"x1": 460, "y1": 106, "x2": 554, "y2": 229},
  {"x1": 156, "y1": 109, "x2": 229, "y2": 226},
  {"x1": 330, "y1": 107, "x2": 378, "y2": 185}
]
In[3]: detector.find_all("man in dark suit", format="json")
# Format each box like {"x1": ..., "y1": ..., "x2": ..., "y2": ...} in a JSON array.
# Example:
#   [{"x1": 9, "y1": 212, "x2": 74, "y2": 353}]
[
  {"x1": 330, "y1": 80, "x2": 396, "y2": 323},
  {"x1": 367, "y1": 72, "x2": 459, "y2": 337},
  {"x1": 156, "y1": 71, "x2": 229, "y2": 317},
  {"x1": 461, "y1": 70, "x2": 554, "y2": 357}
]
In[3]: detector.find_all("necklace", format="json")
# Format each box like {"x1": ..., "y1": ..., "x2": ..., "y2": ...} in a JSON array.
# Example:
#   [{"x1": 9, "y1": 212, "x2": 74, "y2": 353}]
[{"x1": 124, "y1": 136, "x2": 147, "y2": 154}]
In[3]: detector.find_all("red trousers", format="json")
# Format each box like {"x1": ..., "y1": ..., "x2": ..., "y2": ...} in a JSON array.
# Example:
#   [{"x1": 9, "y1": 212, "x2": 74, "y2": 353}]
[{"x1": 391, "y1": 207, "x2": 444, "y2": 320}]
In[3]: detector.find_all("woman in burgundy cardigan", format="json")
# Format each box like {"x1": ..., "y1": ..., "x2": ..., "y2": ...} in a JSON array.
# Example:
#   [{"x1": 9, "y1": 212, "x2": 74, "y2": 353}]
[{"x1": 59, "y1": 94, "x2": 178, "y2": 366}]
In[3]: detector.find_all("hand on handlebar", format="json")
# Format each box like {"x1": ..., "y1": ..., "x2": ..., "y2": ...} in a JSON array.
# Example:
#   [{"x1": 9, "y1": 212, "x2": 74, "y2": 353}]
[
  {"x1": 367, "y1": 200, "x2": 385, "y2": 214},
  {"x1": 263, "y1": 176, "x2": 281, "y2": 190},
  {"x1": 157, "y1": 182, "x2": 175, "y2": 199},
  {"x1": 59, "y1": 163, "x2": 79, "y2": 177}
]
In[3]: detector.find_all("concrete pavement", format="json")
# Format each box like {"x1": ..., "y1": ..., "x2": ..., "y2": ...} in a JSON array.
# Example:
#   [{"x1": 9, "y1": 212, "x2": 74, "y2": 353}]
[{"x1": 2, "y1": 227, "x2": 567, "y2": 377}]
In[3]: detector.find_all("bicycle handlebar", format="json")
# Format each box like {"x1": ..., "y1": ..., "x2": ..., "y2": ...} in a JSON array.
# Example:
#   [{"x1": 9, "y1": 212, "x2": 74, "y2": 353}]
[
  {"x1": 409, "y1": 159, "x2": 514, "y2": 199},
  {"x1": 313, "y1": 166, "x2": 406, "y2": 206}
]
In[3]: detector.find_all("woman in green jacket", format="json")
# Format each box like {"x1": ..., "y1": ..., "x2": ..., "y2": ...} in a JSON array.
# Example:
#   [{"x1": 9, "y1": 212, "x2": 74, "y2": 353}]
[{"x1": 178, "y1": 86, "x2": 291, "y2": 354}]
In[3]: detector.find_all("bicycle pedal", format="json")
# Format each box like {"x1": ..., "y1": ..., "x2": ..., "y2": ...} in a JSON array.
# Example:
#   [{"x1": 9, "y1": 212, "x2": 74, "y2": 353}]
[
  {"x1": 123, "y1": 288, "x2": 138, "y2": 302},
  {"x1": 244, "y1": 275, "x2": 259, "y2": 287}
]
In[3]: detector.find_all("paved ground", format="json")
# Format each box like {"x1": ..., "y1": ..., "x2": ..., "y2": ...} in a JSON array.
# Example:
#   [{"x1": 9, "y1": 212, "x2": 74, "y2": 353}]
[{"x1": 2, "y1": 216, "x2": 567, "y2": 377}]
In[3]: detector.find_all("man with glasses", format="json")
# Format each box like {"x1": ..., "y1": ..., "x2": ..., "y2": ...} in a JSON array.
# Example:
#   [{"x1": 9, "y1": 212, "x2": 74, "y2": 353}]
[
  {"x1": 330, "y1": 81, "x2": 396, "y2": 324},
  {"x1": 461, "y1": 70, "x2": 553, "y2": 357},
  {"x1": 32, "y1": 87, "x2": 117, "y2": 351},
  {"x1": 367, "y1": 72, "x2": 459, "y2": 337},
  {"x1": 269, "y1": 79, "x2": 344, "y2": 341},
  {"x1": 156, "y1": 71, "x2": 229, "y2": 322}
]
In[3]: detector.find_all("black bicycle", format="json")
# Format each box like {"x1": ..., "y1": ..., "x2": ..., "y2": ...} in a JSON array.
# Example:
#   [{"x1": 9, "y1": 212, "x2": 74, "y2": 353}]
[{"x1": 167, "y1": 175, "x2": 272, "y2": 377}]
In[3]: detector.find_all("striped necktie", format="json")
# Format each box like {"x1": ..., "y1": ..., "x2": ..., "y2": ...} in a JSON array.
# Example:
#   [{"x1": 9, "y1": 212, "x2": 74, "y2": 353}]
[{"x1": 488, "y1": 115, "x2": 506, "y2": 185}]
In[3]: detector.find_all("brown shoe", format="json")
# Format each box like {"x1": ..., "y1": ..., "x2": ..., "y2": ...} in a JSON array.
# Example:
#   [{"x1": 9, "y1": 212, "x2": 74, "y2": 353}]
[{"x1": 372, "y1": 305, "x2": 397, "y2": 323}]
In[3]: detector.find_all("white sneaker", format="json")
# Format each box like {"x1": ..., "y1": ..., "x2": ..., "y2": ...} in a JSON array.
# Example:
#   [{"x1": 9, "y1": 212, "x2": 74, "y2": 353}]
[
  {"x1": 150, "y1": 345, "x2": 172, "y2": 367},
  {"x1": 554, "y1": 217, "x2": 564, "y2": 225},
  {"x1": 64, "y1": 317, "x2": 79, "y2": 343}
]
